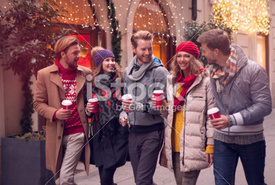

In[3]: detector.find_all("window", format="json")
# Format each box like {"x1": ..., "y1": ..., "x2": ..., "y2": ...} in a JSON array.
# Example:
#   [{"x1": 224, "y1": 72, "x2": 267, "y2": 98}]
[
  {"x1": 133, "y1": 0, "x2": 175, "y2": 68},
  {"x1": 257, "y1": 34, "x2": 267, "y2": 70}
]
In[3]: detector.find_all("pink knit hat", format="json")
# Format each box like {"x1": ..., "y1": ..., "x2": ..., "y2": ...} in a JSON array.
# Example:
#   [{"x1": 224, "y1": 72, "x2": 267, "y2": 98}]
[{"x1": 176, "y1": 41, "x2": 200, "y2": 59}]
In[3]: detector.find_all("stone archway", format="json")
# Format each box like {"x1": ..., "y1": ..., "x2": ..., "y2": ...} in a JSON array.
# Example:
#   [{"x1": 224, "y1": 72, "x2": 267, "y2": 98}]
[{"x1": 126, "y1": 0, "x2": 178, "y2": 68}]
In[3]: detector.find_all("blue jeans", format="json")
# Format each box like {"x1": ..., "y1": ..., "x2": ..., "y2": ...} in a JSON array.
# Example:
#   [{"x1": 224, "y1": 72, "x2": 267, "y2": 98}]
[{"x1": 213, "y1": 140, "x2": 266, "y2": 185}]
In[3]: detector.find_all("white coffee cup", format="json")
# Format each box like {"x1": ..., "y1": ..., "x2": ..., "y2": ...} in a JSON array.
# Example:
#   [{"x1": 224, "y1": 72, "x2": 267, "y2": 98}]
[
  {"x1": 62, "y1": 100, "x2": 72, "y2": 109},
  {"x1": 207, "y1": 107, "x2": 220, "y2": 120}
]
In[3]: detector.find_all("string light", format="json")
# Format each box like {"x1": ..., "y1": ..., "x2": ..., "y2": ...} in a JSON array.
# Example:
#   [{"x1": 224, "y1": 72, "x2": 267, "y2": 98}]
[
  {"x1": 212, "y1": 0, "x2": 270, "y2": 35},
  {"x1": 47, "y1": 0, "x2": 184, "y2": 44},
  {"x1": 52, "y1": 0, "x2": 95, "y2": 28}
]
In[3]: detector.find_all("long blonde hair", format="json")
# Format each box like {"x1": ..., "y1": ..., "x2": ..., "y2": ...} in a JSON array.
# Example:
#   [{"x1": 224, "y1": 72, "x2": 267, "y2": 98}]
[{"x1": 169, "y1": 53, "x2": 204, "y2": 84}]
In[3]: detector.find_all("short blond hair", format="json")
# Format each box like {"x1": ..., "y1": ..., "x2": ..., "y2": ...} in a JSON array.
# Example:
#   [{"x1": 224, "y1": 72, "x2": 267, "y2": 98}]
[
  {"x1": 131, "y1": 30, "x2": 153, "y2": 48},
  {"x1": 54, "y1": 36, "x2": 78, "y2": 60}
]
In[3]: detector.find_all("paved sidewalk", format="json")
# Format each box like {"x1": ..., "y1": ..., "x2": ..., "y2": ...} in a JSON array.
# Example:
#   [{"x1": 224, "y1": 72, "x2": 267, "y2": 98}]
[{"x1": 74, "y1": 109, "x2": 275, "y2": 185}]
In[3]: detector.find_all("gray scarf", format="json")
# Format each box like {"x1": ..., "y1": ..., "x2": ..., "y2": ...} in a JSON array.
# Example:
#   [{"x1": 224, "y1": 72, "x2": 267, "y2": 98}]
[{"x1": 126, "y1": 55, "x2": 154, "y2": 82}]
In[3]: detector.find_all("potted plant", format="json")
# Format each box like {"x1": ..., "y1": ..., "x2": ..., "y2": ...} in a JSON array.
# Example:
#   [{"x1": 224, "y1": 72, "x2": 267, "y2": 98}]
[{"x1": 0, "y1": 0, "x2": 71, "y2": 184}]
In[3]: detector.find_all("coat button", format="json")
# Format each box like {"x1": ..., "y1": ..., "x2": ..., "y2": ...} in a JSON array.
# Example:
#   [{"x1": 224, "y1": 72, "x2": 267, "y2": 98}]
[{"x1": 58, "y1": 136, "x2": 61, "y2": 140}]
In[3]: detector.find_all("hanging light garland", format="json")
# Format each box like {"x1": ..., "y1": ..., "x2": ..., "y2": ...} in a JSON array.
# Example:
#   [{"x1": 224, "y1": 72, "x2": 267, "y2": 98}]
[
  {"x1": 39, "y1": 0, "x2": 186, "y2": 45},
  {"x1": 212, "y1": 0, "x2": 270, "y2": 35},
  {"x1": 52, "y1": 0, "x2": 95, "y2": 28},
  {"x1": 130, "y1": 0, "x2": 184, "y2": 45}
]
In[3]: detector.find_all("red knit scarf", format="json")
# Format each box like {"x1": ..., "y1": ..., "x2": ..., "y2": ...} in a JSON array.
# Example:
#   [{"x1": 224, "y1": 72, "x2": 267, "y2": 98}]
[{"x1": 174, "y1": 68, "x2": 204, "y2": 112}]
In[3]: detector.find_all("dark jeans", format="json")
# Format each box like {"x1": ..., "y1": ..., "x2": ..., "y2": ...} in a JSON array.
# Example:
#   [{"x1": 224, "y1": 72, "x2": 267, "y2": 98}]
[
  {"x1": 213, "y1": 140, "x2": 266, "y2": 185},
  {"x1": 98, "y1": 166, "x2": 116, "y2": 185},
  {"x1": 128, "y1": 129, "x2": 164, "y2": 185}
]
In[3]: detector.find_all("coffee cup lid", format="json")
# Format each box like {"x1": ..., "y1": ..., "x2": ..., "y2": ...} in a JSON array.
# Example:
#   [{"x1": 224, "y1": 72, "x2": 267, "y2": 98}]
[
  {"x1": 62, "y1": 100, "x2": 72, "y2": 106},
  {"x1": 88, "y1": 98, "x2": 98, "y2": 102},
  {"x1": 207, "y1": 107, "x2": 219, "y2": 115},
  {"x1": 122, "y1": 94, "x2": 132, "y2": 100},
  {"x1": 153, "y1": 90, "x2": 164, "y2": 94}
]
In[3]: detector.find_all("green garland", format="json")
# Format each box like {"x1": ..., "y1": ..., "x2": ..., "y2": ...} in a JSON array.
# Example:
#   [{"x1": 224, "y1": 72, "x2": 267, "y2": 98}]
[{"x1": 106, "y1": 0, "x2": 122, "y2": 64}]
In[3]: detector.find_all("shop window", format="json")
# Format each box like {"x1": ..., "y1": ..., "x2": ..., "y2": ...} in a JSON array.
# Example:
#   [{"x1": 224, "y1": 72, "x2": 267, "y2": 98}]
[
  {"x1": 41, "y1": 0, "x2": 106, "y2": 69},
  {"x1": 257, "y1": 34, "x2": 267, "y2": 70}
]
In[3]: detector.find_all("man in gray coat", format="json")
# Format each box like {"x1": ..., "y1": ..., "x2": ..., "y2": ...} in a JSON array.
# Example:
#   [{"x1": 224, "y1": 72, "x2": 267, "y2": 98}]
[
  {"x1": 197, "y1": 29, "x2": 272, "y2": 185},
  {"x1": 120, "y1": 30, "x2": 169, "y2": 185}
]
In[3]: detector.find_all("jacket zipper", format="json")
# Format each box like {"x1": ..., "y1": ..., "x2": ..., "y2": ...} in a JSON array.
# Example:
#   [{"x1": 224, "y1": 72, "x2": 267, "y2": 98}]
[
  {"x1": 182, "y1": 97, "x2": 187, "y2": 165},
  {"x1": 181, "y1": 76, "x2": 201, "y2": 165}
]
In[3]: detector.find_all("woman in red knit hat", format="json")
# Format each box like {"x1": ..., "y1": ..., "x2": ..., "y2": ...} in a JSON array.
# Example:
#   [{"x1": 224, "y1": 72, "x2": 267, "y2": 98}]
[{"x1": 155, "y1": 41, "x2": 216, "y2": 185}]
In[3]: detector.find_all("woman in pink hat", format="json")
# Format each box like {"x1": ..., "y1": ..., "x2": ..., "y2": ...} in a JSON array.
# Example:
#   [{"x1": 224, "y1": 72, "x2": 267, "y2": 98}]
[{"x1": 155, "y1": 41, "x2": 216, "y2": 185}]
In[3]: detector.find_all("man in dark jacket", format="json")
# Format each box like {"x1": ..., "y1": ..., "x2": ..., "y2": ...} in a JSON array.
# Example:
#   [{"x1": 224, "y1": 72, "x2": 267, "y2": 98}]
[
  {"x1": 120, "y1": 30, "x2": 169, "y2": 185},
  {"x1": 197, "y1": 29, "x2": 272, "y2": 185}
]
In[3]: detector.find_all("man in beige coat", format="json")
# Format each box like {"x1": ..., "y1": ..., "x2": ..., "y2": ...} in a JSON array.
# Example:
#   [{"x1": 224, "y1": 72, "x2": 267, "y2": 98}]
[{"x1": 34, "y1": 36, "x2": 91, "y2": 184}]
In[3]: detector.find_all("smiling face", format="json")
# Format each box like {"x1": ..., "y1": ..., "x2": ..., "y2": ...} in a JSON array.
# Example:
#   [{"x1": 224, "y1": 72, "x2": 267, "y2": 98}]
[
  {"x1": 200, "y1": 43, "x2": 217, "y2": 65},
  {"x1": 102, "y1": 57, "x2": 116, "y2": 73},
  {"x1": 61, "y1": 44, "x2": 80, "y2": 68},
  {"x1": 176, "y1": 51, "x2": 192, "y2": 76},
  {"x1": 132, "y1": 39, "x2": 153, "y2": 65}
]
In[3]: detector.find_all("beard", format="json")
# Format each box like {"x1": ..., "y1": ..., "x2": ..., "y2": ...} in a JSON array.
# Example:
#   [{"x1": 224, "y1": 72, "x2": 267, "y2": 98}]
[
  {"x1": 66, "y1": 56, "x2": 78, "y2": 68},
  {"x1": 206, "y1": 58, "x2": 217, "y2": 65}
]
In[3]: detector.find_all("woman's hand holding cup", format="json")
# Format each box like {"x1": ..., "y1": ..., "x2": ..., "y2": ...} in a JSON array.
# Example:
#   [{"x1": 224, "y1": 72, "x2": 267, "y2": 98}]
[{"x1": 87, "y1": 98, "x2": 98, "y2": 113}]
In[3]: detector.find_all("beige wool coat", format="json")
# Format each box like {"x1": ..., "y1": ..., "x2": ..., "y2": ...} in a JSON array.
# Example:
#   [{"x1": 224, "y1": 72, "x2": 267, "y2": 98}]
[
  {"x1": 160, "y1": 71, "x2": 216, "y2": 172},
  {"x1": 33, "y1": 64, "x2": 91, "y2": 179}
]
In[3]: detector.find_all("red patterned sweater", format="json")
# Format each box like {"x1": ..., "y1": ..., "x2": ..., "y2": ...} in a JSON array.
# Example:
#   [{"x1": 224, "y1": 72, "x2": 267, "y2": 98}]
[{"x1": 55, "y1": 60, "x2": 84, "y2": 135}]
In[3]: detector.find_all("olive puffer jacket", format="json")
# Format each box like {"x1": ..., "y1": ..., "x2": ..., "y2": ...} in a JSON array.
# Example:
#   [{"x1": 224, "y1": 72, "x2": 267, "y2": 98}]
[{"x1": 160, "y1": 71, "x2": 216, "y2": 172}]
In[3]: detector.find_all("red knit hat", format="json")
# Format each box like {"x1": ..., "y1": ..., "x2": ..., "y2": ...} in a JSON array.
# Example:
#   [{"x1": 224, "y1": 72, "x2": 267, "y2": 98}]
[{"x1": 176, "y1": 41, "x2": 200, "y2": 59}]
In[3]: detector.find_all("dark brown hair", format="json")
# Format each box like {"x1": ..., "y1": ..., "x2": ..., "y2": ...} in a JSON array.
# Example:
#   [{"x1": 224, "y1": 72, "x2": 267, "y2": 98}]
[{"x1": 197, "y1": 29, "x2": 231, "y2": 55}]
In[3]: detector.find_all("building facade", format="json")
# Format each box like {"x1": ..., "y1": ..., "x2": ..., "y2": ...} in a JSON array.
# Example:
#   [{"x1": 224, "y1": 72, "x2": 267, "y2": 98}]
[{"x1": 0, "y1": 1, "x2": 274, "y2": 178}]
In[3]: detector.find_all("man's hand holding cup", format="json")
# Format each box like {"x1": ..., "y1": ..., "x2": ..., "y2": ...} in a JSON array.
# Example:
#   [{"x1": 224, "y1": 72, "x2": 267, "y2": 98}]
[
  {"x1": 122, "y1": 94, "x2": 132, "y2": 113},
  {"x1": 207, "y1": 107, "x2": 229, "y2": 129},
  {"x1": 152, "y1": 90, "x2": 164, "y2": 109},
  {"x1": 56, "y1": 100, "x2": 72, "y2": 120}
]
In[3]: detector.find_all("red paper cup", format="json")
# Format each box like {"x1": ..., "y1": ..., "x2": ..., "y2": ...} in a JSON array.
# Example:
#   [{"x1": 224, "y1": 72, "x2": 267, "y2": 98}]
[
  {"x1": 122, "y1": 94, "x2": 132, "y2": 113},
  {"x1": 62, "y1": 100, "x2": 72, "y2": 110},
  {"x1": 88, "y1": 98, "x2": 98, "y2": 113},
  {"x1": 153, "y1": 90, "x2": 164, "y2": 109},
  {"x1": 207, "y1": 107, "x2": 220, "y2": 120}
]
